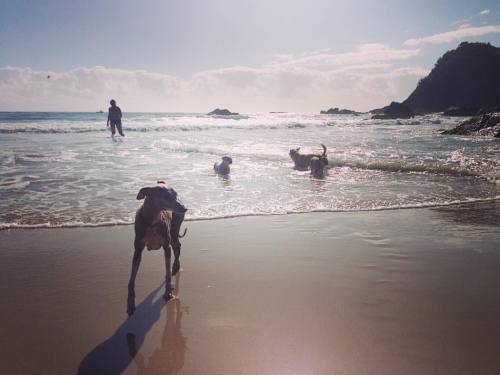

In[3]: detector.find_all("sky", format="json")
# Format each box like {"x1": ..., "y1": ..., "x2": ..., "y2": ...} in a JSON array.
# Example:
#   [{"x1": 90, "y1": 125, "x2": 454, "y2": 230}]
[{"x1": 1, "y1": 0, "x2": 499, "y2": 112}]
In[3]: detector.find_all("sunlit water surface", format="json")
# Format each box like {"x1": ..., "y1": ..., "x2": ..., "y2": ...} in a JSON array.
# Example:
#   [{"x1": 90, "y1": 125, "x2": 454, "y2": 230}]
[{"x1": 0, "y1": 112, "x2": 499, "y2": 228}]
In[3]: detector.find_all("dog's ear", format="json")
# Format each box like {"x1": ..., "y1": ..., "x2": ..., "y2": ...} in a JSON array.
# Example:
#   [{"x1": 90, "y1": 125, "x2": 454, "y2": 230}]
[{"x1": 136, "y1": 187, "x2": 151, "y2": 200}]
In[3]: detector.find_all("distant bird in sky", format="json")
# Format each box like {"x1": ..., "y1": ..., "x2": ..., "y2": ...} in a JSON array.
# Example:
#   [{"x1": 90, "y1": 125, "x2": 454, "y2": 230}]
[{"x1": 47, "y1": 75, "x2": 51, "y2": 79}]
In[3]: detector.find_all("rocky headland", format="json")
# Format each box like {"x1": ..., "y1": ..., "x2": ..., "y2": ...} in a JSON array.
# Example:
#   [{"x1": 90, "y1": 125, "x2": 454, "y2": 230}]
[{"x1": 403, "y1": 42, "x2": 500, "y2": 115}]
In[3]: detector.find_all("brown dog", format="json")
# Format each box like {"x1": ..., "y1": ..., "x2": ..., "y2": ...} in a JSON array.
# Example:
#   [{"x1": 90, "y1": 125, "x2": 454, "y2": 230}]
[
  {"x1": 289, "y1": 144, "x2": 327, "y2": 170},
  {"x1": 127, "y1": 182, "x2": 187, "y2": 316}
]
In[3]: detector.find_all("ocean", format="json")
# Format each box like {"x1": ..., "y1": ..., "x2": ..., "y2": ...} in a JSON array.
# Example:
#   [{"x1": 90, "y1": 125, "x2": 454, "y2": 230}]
[{"x1": 0, "y1": 111, "x2": 499, "y2": 229}]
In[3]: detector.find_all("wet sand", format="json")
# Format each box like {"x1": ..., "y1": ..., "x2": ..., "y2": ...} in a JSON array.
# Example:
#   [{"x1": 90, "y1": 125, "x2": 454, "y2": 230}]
[{"x1": 1, "y1": 201, "x2": 500, "y2": 374}]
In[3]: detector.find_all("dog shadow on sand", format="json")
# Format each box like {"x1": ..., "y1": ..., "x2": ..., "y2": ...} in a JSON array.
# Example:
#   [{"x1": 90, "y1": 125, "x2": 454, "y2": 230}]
[{"x1": 78, "y1": 274, "x2": 187, "y2": 375}]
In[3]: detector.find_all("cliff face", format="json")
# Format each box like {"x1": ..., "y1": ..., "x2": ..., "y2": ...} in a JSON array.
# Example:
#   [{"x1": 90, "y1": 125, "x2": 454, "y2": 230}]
[{"x1": 403, "y1": 42, "x2": 500, "y2": 114}]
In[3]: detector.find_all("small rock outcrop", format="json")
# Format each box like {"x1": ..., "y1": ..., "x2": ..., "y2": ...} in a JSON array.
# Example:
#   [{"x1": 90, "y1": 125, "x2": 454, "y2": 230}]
[
  {"x1": 208, "y1": 108, "x2": 239, "y2": 116},
  {"x1": 320, "y1": 107, "x2": 360, "y2": 115},
  {"x1": 442, "y1": 111, "x2": 500, "y2": 137},
  {"x1": 371, "y1": 101, "x2": 414, "y2": 119}
]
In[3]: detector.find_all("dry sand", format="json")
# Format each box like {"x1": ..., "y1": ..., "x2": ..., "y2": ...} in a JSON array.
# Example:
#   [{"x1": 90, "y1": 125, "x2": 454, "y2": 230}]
[{"x1": 1, "y1": 201, "x2": 500, "y2": 374}]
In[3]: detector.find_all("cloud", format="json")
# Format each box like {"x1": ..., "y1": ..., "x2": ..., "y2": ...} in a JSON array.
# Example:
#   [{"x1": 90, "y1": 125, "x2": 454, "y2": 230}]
[
  {"x1": 403, "y1": 25, "x2": 500, "y2": 46},
  {"x1": 183, "y1": 45, "x2": 425, "y2": 111},
  {"x1": 0, "y1": 66, "x2": 182, "y2": 112},
  {"x1": 479, "y1": 9, "x2": 490, "y2": 16},
  {"x1": 0, "y1": 44, "x2": 426, "y2": 112},
  {"x1": 268, "y1": 44, "x2": 421, "y2": 69}
]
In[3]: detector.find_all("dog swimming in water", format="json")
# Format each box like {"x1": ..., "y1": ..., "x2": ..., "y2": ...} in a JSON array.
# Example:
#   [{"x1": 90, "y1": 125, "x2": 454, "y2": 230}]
[{"x1": 214, "y1": 156, "x2": 233, "y2": 175}]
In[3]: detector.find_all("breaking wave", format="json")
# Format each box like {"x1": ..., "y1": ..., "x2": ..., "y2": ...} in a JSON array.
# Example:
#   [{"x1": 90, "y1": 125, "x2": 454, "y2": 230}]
[
  {"x1": 146, "y1": 139, "x2": 496, "y2": 179},
  {"x1": 328, "y1": 159, "x2": 481, "y2": 177},
  {"x1": 0, "y1": 123, "x2": 313, "y2": 134}
]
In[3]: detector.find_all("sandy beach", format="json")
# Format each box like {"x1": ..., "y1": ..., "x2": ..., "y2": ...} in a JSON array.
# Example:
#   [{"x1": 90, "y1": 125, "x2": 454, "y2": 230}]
[{"x1": 0, "y1": 201, "x2": 499, "y2": 374}]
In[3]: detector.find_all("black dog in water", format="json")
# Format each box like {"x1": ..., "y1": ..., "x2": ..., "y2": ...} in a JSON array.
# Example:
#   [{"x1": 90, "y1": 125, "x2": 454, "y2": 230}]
[{"x1": 214, "y1": 156, "x2": 233, "y2": 175}]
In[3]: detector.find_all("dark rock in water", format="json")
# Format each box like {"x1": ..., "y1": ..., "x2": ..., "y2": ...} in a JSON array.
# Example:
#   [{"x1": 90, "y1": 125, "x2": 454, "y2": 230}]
[
  {"x1": 320, "y1": 107, "x2": 360, "y2": 115},
  {"x1": 442, "y1": 111, "x2": 500, "y2": 137},
  {"x1": 403, "y1": 42, "x2": 500, "y2": 114},
  {"x1": 371, "y1": 101, "x2": 414, "y2": 119},
  {"x1": 442, "y1": 106, "x2": 479, "y2": 116},
  {"x1": 208, "y1": 108, "x2": 239, "y2": 116}
]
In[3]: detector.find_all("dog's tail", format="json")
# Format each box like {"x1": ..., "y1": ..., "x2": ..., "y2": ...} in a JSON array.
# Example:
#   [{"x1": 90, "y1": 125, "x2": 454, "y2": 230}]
[
  {"x1": 179, "y1": 227, "x2": 188, "y2": 238},
  {"x1": 320, "y1": 144, "x2": 327, "y2": 156}
]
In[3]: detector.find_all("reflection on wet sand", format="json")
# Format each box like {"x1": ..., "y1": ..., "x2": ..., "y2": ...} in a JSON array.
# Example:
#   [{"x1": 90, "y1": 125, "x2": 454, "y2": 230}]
[
  {"x1": 78, "y1": 274, "x2": 186, "y2": 375},
  {"x1": 432, "y1": 200, "x2": 500, "y2": 227},
  {"x1": 128, "y1": 274, "x2": 187, "y2": 374}
]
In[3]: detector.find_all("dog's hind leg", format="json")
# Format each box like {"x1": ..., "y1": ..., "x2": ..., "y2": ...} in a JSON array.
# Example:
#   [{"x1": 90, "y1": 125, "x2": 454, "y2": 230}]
[
  {"x1": 127, "y1": 238, "x2": 145, "y2": 316},
  {"x1": 163, "y1": 244, "x2": 174, "y2": 301}
]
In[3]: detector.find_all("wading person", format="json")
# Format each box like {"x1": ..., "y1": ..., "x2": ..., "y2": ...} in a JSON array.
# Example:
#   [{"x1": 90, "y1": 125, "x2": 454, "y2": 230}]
[{"x1": 107, "y1": 99, "x2": 125, "y2": 136}]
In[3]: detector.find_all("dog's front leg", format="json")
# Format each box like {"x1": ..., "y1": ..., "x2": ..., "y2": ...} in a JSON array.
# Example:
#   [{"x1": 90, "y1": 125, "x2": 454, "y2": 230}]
[
  {"x1": 163, "y1": 244, "x2": 173, "y2": 301},
  {"x1": 172, "y1": 241, "x2": 181, "y2": 276},
  {"x1": 127, "y1": 238, "x2": 144, "y2": 316},
  {"x1": 170, "y1": 213, "x2": 184, "y2": 276}
]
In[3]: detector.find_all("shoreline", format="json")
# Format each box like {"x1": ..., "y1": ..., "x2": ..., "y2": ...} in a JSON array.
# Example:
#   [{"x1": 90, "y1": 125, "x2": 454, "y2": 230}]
[{"x1": 2, "y1": 196, "x2": 499, "y2": 231}]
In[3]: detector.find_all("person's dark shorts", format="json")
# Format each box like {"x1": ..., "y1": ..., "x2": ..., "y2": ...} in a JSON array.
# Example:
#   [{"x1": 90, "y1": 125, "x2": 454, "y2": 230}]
[{"x1": 110, "y1": 119, "x2": 124, "y2": 135}]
